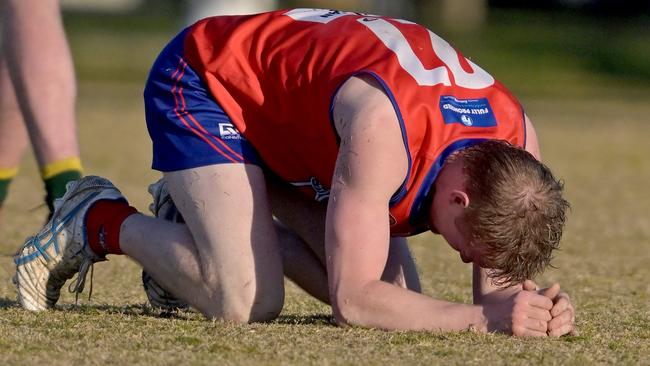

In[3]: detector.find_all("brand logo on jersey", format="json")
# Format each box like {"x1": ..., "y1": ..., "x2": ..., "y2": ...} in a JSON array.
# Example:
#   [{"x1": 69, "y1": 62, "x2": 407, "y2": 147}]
[
  {"x1": 290, "y1": 177, "x2": 330, "y2": 202},
  {"x1": 439, "y1": 96, "x2": 497, "y2": 128},
  {"x1": 284, "y1": 8, "x2": 377, "y2": 24},
  {"x1": 218, "y1": 122, "x2": 242, "y2": 140}
]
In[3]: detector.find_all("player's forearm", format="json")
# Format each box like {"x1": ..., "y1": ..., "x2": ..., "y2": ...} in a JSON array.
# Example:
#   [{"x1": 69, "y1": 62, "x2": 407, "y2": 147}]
[
  {"x1": 332, "y1": 279, "x2": 487, "y2": 332},
  {"x1": 472, "y1": 264, "x2": 521, "y2": 305}
]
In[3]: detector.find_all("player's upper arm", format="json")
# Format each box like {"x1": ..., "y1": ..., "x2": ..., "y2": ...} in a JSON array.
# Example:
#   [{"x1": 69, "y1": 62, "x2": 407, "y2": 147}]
[
  {"x1": 326, "y1": 75, "x2": 408, "y2": 301},
  {"x1": 331, "y1": 75, "x2": 408, "y2": 199},
  {"x1": 524, "y1": 114, "x2": 541, "y2": 161}
]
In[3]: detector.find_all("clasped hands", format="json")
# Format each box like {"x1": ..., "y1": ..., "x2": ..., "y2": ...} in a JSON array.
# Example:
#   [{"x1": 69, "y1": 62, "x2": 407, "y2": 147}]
[{"x1": 484, "y1": 280, "x2": 576, "y2": 337}]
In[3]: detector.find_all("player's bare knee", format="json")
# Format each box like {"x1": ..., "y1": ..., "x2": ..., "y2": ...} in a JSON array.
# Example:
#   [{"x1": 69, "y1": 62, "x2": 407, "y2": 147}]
[
  {"x1": 248, "y1": 278, "x2": 285, "y2": 322},
  {"x1": 203, "y1": 307, "x2": 249, "y2": 324},
  {"x1": 249, "y1": 294, "x2": 284, "y2": 322},
  {"x1": 201, "y1": 281, "x2": 284, "y2": 323},
  {"x1": 200, "y1": 295, "x2": 255, "y2": 323}
]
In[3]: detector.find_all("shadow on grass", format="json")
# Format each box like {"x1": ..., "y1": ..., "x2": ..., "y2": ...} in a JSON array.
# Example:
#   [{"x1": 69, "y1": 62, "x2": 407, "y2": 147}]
[
  {"x1": 3, "y1": 298, "x2": 337, "y2": 327},
  {"x1": 273, "y1": 314, "x2": 336, "y2": 326},
  {"x1": 56, "y1": 302, "x2": 197, "y2": 320},
  {"x1": 0, "y1": 297, "x2": 19, "y2": 308},
  {"x1": 62, "y1": 304, "x2": 338, "y2": 327},
  {"x1": 61, "y1": 305, "x2": 337, "y2": 326},
  {"x1": 0, "y1": 298, "x2": 179, "y2": 317}
]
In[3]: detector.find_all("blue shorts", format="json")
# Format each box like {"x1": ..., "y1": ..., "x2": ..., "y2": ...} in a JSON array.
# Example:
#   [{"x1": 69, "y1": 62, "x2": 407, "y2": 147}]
[{"x1": 144, "y1": 28, "x2": 262, "y2": 172}]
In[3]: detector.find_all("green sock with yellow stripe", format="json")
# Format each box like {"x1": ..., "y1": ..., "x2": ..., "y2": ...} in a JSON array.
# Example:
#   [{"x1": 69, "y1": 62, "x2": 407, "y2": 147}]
[
  {"x1": 0, "y1": 167, "x2": 19, "y2": 208},
  {"x1": 42, "y1": 157, "x2": 83, "y2": 215}
]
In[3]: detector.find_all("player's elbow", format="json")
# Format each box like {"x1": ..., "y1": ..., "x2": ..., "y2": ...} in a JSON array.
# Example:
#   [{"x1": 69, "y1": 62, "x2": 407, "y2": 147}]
[
  {"x1": 330, "y1": 287, "x2": 365, "y2": 327},
  {"x1": 331, "y1": 299, "x2": 356, "y2": 327}
]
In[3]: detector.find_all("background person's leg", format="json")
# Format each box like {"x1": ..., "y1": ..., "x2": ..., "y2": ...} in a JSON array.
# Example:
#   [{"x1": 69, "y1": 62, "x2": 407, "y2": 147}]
[
  {"x1": 2, "y1": 0, "x2": 80, "y2": 166},
  {"x1": 0, "y1": 57, "x2": 29, "y2": 223},
  {"x1": 120, "y1": 164, "x2": 285, "y2": 323},
  {"x1": 0, "y1": 57, "x2": 29, "y2": 170},
  {"x1": 1, "y1": 0, "x2": 82, "y2": 212}
]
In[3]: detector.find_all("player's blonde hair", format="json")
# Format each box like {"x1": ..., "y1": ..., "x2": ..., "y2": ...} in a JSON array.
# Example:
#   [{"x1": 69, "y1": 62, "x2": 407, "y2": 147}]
[{"x1": 459, "y1": 140, "x2": 569, "y2": 286}]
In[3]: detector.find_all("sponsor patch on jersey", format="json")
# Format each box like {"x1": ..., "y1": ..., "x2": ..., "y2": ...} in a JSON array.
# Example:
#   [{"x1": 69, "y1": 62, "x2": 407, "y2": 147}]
[{"x1": 439, "y1": 96, "x2": 497, "y2": 128}]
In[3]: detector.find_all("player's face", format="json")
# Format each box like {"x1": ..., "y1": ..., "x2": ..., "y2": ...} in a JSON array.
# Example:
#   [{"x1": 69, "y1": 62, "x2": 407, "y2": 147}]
[
  {"x1": 436, "y1": 217, "x2": 486, "y2": 265},
  {"x1": 429, "y1": 201, "x2": 483, "y2": 264},
  {"x1": 429, "y1": 155, "x2": 488, "y2": 266}
]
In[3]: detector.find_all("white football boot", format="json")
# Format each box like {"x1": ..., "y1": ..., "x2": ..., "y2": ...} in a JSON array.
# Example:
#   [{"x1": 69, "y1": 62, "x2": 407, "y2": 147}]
[
  {"x1": 13, "y1": 176, "x2": 126, "y2": 311},
  {"x1": 142, "y1": 178, "x2": 188, "y2": 311}
]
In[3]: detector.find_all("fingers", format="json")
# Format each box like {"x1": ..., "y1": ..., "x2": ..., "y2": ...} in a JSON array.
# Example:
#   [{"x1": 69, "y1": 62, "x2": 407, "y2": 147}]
[
  {"x1": 548, "y1": 311, "x2": 575, "y2": 337},
  {"x1": 526, "y1": 292, "x2": 554, "y2": 310},
  {"x1": 548, "y1": 295, "x2": 576, "y2": 337},
  {"x1": 522, "y1": 304, "x2": 552, "y2": 334},
  {"x1": 522, "y1": 280, "x2": 538, "y2": 291},
  {"x1": 528, "y1": 307, "x2": 552, "y2": 322},
  {"x1": 542, "y1": 283, "x2": 561, "y2": 300},
  {"x1": 550, "y1": 293, "x2": 571, "y2": 317},
  {"x1": 511, "y1": 291, "x2": 553, "y2": 337},
  {"x1": 509, "y1": 286, "x2": 575, "y2": 338},
  {"x1": 548, "y1": 323, "x2": 573, "y2": 337},
  {"x1": 510, "y1": 284, "x2": 577, "y2": 338},
  {"x1": 524, "y1": 317, "x2": 549, "y2": 333},
  {"x1": 549, "y1": 308, "x2": 572, "y2": 329}
]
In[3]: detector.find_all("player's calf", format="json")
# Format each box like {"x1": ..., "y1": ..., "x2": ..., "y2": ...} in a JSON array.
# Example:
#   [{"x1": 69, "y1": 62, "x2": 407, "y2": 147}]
[{"x1": 142, "y1": 178, "x2": 188, "y2": 311}]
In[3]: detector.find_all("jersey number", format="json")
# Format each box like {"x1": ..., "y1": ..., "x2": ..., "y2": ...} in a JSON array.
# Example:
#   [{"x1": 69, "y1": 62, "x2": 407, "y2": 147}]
[{"x1": 285, "y1": 9, "x2": 495, "y2": 89}]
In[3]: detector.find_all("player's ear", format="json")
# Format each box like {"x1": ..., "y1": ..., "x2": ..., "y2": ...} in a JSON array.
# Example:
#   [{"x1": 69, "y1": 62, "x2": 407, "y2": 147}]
[{"x1": 450, "y1": 189, "x2": 470, "y2": 208}]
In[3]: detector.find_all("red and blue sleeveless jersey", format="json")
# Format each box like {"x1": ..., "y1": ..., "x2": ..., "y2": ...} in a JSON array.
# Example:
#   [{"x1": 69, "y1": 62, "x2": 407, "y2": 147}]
[{"x1": 182, "y1": 9, "x2": 526, "y2": 236}]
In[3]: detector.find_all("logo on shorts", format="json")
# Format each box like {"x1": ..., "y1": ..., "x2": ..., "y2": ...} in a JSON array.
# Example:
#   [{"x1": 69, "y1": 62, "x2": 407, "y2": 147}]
[
  {"x1": 219, "y1": 122, "x2": 242, "y2": 140},
  {"x1": 290, "y1": 177, "x2": 330, "y2": 202}
]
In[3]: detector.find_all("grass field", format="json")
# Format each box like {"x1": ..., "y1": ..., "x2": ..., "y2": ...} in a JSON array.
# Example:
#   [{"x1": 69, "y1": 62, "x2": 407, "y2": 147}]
[{"x1": 1, "y1": 8, "x2": 649, "y2": 365}]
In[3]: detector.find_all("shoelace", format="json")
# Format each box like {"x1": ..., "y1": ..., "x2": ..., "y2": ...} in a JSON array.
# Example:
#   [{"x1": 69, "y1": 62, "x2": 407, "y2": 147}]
[{"x1": 68, "y1": 257, "x2": 95, "y2": 304}]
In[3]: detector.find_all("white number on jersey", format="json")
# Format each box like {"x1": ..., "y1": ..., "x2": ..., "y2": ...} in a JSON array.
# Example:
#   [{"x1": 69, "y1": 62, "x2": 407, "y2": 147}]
[{"x1": 285, "y1": 8, "x2": 495, "y2": 90}]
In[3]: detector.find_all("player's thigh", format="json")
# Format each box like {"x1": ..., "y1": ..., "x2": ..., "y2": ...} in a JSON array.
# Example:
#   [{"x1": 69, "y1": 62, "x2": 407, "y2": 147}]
[
  {"x1": 266, "y1": 176, "x2": 328, "y2": 263},
  {"x1": 164, "y1": 164, "x2": 284, "y2": 315}
]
